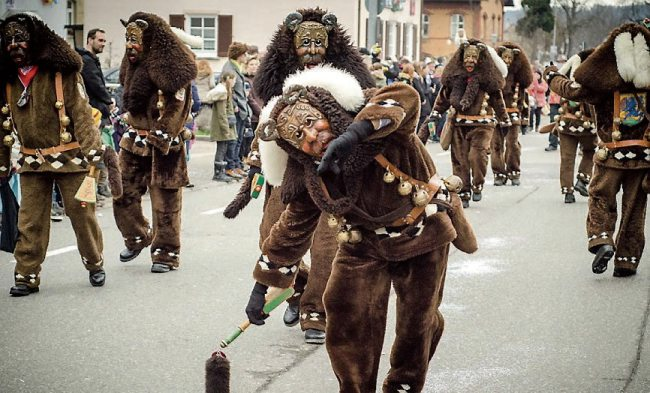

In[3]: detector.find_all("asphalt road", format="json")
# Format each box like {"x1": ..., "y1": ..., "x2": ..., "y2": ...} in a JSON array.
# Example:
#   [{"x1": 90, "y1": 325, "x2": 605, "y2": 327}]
[{"x1": 1, "y1": 129, "x2": 649, "y2": 393}]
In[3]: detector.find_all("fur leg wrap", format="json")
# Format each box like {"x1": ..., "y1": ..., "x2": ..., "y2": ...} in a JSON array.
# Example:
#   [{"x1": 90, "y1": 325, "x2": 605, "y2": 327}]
[
  {"x1": 103, "y1": 147, "x2": 123, "y2": 198},
  {"x1": 205, "y1": 351, "x2": 230, "y2": 393},
  {"x1": 223, "y1": 180, "x2": 252, "y2": 219}
]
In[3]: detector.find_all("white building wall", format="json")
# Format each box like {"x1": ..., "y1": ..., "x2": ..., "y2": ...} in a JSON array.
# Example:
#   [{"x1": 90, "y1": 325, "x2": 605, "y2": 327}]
[{"x1": 1, "y1": 0, "x2": 68, "y2": 38}]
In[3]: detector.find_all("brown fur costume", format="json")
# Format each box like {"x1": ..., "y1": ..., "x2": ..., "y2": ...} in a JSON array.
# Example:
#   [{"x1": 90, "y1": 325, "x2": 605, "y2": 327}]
[
  {"x1": 433, "y1": 39, "x2": 508, "y2": 204},
  {"x1": 112, "y1": 12, "x2": 196, "y2": 269},
  {"x1": 256, "y1": 73, "x2": 477, "y2": 391},
  {"x1": 491, "y1": 42, "x2": 533, "y2": 184},
  {"x1": 547, "y1": 23, "x2": 650, "y2": 274},
  {"x1": 230, "y1": 9, "x2": 375, "y2": 334},
  {"x1": 0, "y1": 13, "x2": 107, "y2": 289}
]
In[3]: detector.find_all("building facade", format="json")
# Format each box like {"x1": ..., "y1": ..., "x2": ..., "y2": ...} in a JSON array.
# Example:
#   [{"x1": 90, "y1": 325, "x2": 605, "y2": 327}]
[{"x1": 421, "y1": 0, "x2": 514, "y2": 59}]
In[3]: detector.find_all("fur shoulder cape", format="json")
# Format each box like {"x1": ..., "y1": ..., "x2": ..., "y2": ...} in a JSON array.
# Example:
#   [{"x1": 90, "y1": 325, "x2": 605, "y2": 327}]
[
  {"x1": 119, "y1": 12, "x2": 197, "y2": 115},
  {"x1": 574, "y1": 22, "x2": 650, "y2": 91},
  {"x1": 441, "y1": 39, "x2": 505, "y2": 93},
  {"x1": 253, "y1": 7, "x2": 374, "y2": 104},
  {"x1": 0, "y1": 13, "x2": 81, "y2": 79}
]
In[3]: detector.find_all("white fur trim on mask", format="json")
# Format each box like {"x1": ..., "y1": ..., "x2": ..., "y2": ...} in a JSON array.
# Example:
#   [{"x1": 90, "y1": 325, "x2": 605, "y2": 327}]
[
  {"x1": 559, "y1": 53, "x2": 582, "y2": 80},
  {"x1": 282, "y1": 64, "x2": 365, "y2": 111},
  {"x1": 487, "y1": 45, "x2": 508, "y2": 78},
  {"x1": 614, "y1": 32, "x2": 637, "y2": 84},
  {"x1": 633, "y1": 33, "x2": 650, "y2": 88},
  {"x1": 258, "y1": 96, "x2": 288, "y2": 186},
  {"x1": 259, "y1": 138, "x2": 288, "y2": 186}
]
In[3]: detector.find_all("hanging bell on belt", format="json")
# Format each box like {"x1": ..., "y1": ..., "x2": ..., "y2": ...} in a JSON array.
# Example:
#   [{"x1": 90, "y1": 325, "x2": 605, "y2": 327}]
[
  {"x1": 510, "y1": 102, "x2": 517, "y2": 108},
  {"x1": 558, "y1": 107, "x2": 565, "y2": 114},
  {"x1": 443, "y1": 175, "x2": 463, "y2": 193},
  {"x1": 480, "y1": 109, "x2": 487, "y2": 116},
  {"x1": 3, "y1": 134, "x2": 15, "y2": 147},
  {"x1": 412, "y1": 188, "x2": 430, "y2": 207},
  {"x1": 575, "y1": 111, "x2": 582, "y2": 118},
  {"x1": 181, "y1": 128, "x2": 193, "y2": 140},
  {"x1": 348, "y1": 230, "x2": 362, "y2": 244},
  {"x1": 383, "y1": 169, "x2": 396, "y2": 183},
  {"x1": 398, "y1": 180, "x2": 413, "y2": 196},
  {"x1": 612, "y1": 130, "x2": 622, "y2": 141},
  {"x1": 327, "y1": 214, "x2": 339, "y2": 228},
  {"x1": 2, "y1": 119, "x2": 11, "y2": 130},
  {"x1": 156, "y1": 101, "x2": 164, "y2": 110},
  {"x1": 1, "y1": 105, "x2": 9, "y2": 115},
  {"x1": 583, "y1": 121, "x2": 591, "y2": 128},
  {"x1": 60, "y1": 131, "x2": 72, "y2": 144},
  {"x1": 336, "y1": 229, "x2": 351, "y2": 244},
  {"x1": 60, "y1": 115, "x2": 71, "y2": 127},
  {"x1": 513, "y1": 94, "x2": 519, "y2": 101},
  {"x1": 596, "y1": 148, "x2": 608, "y2": 161},
  {"x1": 54, "y1": 101, "x2": 64, "y2": 110}
]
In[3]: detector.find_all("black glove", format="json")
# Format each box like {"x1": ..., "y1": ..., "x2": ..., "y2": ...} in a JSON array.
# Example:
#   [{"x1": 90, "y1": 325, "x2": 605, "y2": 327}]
[
  {"x1": 247, "y1": 165, "x2": 262, "y2": 182},
  {"x1": 245, "y1": 281, "x2": 269, "y2": 325},
  {"x1": 317, "y1": 120, "x2": 375, "y2": 176}
]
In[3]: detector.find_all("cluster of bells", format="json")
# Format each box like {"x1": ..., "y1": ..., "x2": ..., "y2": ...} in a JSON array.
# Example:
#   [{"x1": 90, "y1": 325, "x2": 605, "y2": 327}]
[
  {"x1": 2, "y1": 100, "x2": 73, "y2": 147},
  {"x1": 511, "y1": 85, "x2": 520, "y2": 109},
  {"x1": 595, "y1": 117, "x2": 630, "y2": 161},
  {"x1": 327, "y1": 171, "x2": 463, "y2": 245},
  {"x1": 554, "y1": 104, "x2": 593, "y2": 131},
  {"x1": 157, "y1": 90, "x2": 165, "y2": 110},
  {"x1": 480, "y1": 94, "x2": 490, "y2": 116}
]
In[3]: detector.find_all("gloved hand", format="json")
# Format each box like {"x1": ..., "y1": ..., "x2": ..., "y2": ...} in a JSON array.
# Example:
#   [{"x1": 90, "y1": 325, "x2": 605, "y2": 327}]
[
  {"x1": 247, "y1": 165, "x2": 262, "y2": 182},
  {"x1": 246, "y1": 281, "x2": 269, "y2": 325},
  {"x1": 317, "y1": 120, "x2": 374, "y2": 176}
]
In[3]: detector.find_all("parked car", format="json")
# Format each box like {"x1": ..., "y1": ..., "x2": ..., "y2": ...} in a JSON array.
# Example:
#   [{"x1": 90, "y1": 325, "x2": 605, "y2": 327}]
[{"x1": 102, "y1": 67, "x2": 122, "y2": 110}]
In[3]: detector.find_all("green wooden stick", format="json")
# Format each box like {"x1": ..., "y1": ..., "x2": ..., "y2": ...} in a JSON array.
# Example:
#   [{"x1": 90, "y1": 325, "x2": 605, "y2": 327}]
[{"x1": 220, "y1": 287, "x2": 295, "y2": 348}]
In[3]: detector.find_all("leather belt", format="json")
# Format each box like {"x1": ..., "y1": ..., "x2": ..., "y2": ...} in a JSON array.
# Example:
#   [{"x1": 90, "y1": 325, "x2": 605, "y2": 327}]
[
  {"x1": 600, "y1": 139, "x2": 650, "y2": 149},
  {"x1": 20, "y1": 141, "x2": 80, "y2": 156},
  {"x1": 455, "y1": 114, "x2": 494, "y2": 121},
  {"x1": 561, "y1": 113, "x2": 591, "y2": 121},
  {"x1": 129, "y1": 127, "x2": 150, "y2": 136},
  {"x1": 506, "y1": 108, "x2": 519, "y2": 113}
]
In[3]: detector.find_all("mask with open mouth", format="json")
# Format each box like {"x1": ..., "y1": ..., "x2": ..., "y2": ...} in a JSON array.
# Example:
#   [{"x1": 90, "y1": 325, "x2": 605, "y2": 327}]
[
  {"x1": 463, "y1": 45, "x2": 480, "y2": 73},
  {"x1": 122, "y1": 19, "x2": 148, "y2": 63},
  {"x1": 2, "y1": 21, "x2": 31, "y2": 67},
  {"x1": 285, "y1": 12, "x2": 336, "y2": 70}
]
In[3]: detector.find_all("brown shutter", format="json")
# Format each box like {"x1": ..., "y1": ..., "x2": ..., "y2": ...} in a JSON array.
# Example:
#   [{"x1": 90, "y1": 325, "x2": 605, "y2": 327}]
[
  {"x1": 217, "y1": 15, "x2": 233, "y2": 57},
  {"x1": 169, "y1": 14, "x2": 185, "y2": 29},
  {"x1": 365, "y1": 17, "x2": 368, "y2": 46},
  {"x1": 413, "y1": 24, "x2": 418, "y2": 60},
  {"x1": 396, "y1": 23, "x2": 401, "y2": 58},
  {"x1": 376, "y1": 17, "x2": 383, "y2": 46}
]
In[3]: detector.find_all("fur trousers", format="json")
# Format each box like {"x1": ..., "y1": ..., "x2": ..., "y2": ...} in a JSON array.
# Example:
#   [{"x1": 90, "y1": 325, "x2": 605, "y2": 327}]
[
  {"x1": 113, "y1": 150, "x2": 183, "y2": 268},
  {"x1": 323, "y1": 245, "x2": 449, "y2": 393},
  {"x1": 587, "y1": 164, "x2": 648, "y2": 272},
  {"x1": 259, "y1": 185, "x2": 337, "y2": 331},
  {"x1": 558, "y1": 133, "x2": 596, "y2": 193},
  {"x1": 14, "y1": 172, "x2": 103, "y2": 287},
  {"x1": 450, "y1": 125, "x2": 494, "y2": 199},
  {"x1": 490, "y1": 124, "x2": 521, "y2": 180}
]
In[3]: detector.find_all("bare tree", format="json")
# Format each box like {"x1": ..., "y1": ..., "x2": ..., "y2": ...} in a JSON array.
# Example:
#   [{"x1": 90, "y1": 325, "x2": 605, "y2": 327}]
[{"x1": 554, "y1": 0, "x2": 587, "y2": 55}]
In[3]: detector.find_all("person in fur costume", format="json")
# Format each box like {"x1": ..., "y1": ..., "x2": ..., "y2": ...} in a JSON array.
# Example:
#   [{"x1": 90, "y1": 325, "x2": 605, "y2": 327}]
[
  {"x1": 0, "y1": 13, "x2": 121, "y2": 296},
  {"x1": 245, "y1": 65, "x2": 477, "y2": 392},
  {"x1": 542, "y1": 48, "x2": 597, "y2": 204},
  {"x1": 226, "y1": 8, "x2": 375, "y2": 344},
  {"x1": 490, "y1": 42, "x2": 533, "y2": 186},
  {"x1": 419, "y1": 39, "x2": 510, "y2": 208},
  {"x1": 112, "y1": 12, "x2": 196, "y2": 273},
  {"x1": 545, "y1": 22, "x2": 650, "y2": 277}
]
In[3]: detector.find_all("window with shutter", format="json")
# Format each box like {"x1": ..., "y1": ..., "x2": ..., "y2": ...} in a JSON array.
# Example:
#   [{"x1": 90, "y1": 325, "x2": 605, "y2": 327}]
[
  {"x1": 169, "y1": 14, "x2": 185, "y2": 29},
  {"x1": 186, "y1": 15, "x2": 217, "y2": 58},
  {"x1": 217, "y1": 15, "x2": 233, "y2": 58}
]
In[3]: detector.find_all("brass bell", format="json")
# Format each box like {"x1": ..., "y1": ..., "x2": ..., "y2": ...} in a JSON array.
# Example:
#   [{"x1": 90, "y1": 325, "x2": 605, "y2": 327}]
[
  {"x1": 181, "y1": 128, "x2": 193, "y2": 140},
  {"x1": 596, "y1": 148, "x2": 608, "y2": 161},
  {"x1": 60, "y1": 116, "x2": 70, "y2": 127},
  {"x1": 383, "y1": 170, "x2": 396, "y2": 183},
  {"x1": 443, "y1": 175, "x2": 463, "y2": 193},
  {"x1": 575, "y1": 111, "x2": 582, "y2": 118},
  {"x1": 1, "y1": 105, "x2": 9, "y2": 115},
  {"x1": 348, "y1": 230, "x2": 362, "y2": 244},
  {"x1": 327, "y1": 215, "x2": 339, "y2": 228},
  {"x1": 412, "y1": 188, "x2": 430, "y2": 207},
  {"x1": 480, "y1": 109, "x2": 487, "y2": 116},
  {"x1": 336, "y1": 230, "x2": 351, "y2": 244},
  {"x1": 60, "y1": 131, "x2": 72, "y2": 143},
  {"x1": 398, "y1": 180, "x2": 413, "y2": 196},
  {"x1": 583, "y1": 121, "x2": 591, "y2": 128},
  {"x1": 511, "y1": 102, "x2": 517, "y2": 108},
  {"x1": 485, "y1": 95, "x2": 490, "y2": 100},
  {"x1": 513, "y1": 94, "x2": 519, "y2": 101},
  {"x1": 558, "y1": 108, "x2": 565, "y2": 115},
  {"x1": 481, "y1": 101, "x2": 488, "y2": 108},
  {"x1": 158, "y1": 90, "x2": 163, "y2": 95},
  {"x1": 553, "y1": 115, "x2": 560, "y2": 122},
  {"x1": 613, "y1": 118, "x2": 621, "y2": 125},
  {"x1": 612, "y1": 130, "x2": 622, "y2": 141},
  {"x1": 2, "y1": 119, "x2": 11, "y2": 130},
  {"x1": 54, "y1": 101, "x2": 64, "y2": 110},
  {"x1": 3, "y1": 134, "x2": 15, "y2": 147},
  {"x1": 156, "y1": 101, "x2": 164, "y2": 110}
]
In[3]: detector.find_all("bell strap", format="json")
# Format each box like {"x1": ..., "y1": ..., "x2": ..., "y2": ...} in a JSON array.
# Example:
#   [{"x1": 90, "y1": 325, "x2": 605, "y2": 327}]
[
  {"x1": 20, "y1": 141, "x2": 80, "y2": 156},
  {"x1": 455, "y1": 113, "x2": 494, "y2": 121},
  {"x1": 506, "y1": 107, "x2": 519, "y2": 113},
  {"x1": 600, "y1": 139, "x2": 650, "y2": 150}
]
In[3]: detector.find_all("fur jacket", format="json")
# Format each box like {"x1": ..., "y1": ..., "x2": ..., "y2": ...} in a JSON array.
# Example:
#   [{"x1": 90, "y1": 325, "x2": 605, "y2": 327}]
[
  {"x1": 118, "y1": 12, "x2": 196, "y2": 188},
  {"x1": 547, "y1": 23, "x2": 650, "y2": 170},
  {"x1": 497, "y1": 42, "x2": 533, "y2": 124},
  {"x1": 253, "y1": 82, "x2": 477, "y2": 288},
  {"x1": 0, "y1": 13, "x2": 104, "y2": 176}
]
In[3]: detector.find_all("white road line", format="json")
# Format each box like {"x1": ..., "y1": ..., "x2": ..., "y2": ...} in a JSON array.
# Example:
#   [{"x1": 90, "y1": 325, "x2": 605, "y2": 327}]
[
  {"x1": 201, "y1": 207, "x2": 226, "y2": 215},
  {"x1": 9, "y1": 245, "x2": 77, "y2": 263}
]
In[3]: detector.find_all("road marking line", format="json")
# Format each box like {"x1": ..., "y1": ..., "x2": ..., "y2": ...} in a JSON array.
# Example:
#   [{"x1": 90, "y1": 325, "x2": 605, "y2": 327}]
[
  {"x1": 201, "y1": 207, "x2": 226, "y2": 215},
  {"x1": 9, "y1": 245, "x2": 77, "y2": 263}
]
